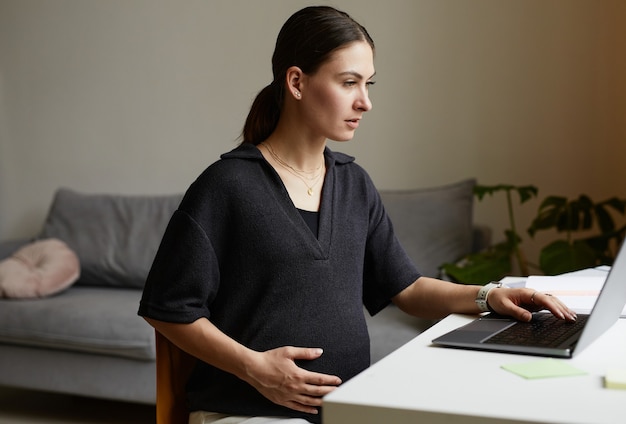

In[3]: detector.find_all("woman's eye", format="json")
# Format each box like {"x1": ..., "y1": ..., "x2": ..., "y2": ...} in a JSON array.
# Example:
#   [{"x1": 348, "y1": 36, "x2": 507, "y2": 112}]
[{"x1": 344, "y1": 81, "x2": 357, "y2": 87}]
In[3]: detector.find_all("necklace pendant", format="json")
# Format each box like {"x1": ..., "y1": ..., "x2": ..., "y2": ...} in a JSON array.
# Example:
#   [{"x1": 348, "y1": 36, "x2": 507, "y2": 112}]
[{"x1": 307, "y1": 188, "x2": 313, "y2": 196}]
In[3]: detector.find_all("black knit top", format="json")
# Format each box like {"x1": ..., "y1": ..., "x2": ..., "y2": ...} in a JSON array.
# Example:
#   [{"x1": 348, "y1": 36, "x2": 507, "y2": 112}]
[{"x1": 138, "y1": 144, "x2": 420, "y2": 422}]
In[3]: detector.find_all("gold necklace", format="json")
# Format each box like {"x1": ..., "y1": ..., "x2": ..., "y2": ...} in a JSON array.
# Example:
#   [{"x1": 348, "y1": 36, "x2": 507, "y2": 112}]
[
  {"x1": 262, "y1": 143, "x2": 325, "y2": 196},
  {"x1": 263, "y1": 142, "x2": 323, "y2": 177}
]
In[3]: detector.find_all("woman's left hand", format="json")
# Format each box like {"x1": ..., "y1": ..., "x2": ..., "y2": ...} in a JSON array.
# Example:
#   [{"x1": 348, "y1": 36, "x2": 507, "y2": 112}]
[{"x1": 487, "y1": 287, "x2": 578, "y2": 322}]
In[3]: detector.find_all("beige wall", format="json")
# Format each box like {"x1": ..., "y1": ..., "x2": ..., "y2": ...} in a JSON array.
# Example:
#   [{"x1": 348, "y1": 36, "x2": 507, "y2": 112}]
[{"x1": 1, "y1": 0, "x2": 625, "y2": 265}]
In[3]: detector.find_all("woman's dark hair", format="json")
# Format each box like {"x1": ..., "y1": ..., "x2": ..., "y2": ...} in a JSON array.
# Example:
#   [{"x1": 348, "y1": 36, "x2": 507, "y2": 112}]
[{"x1": 241, "y1": 6, "x2": 374, "y2": 145}]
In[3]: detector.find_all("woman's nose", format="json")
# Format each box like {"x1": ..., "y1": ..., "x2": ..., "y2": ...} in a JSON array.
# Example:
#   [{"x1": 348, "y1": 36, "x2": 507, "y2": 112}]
[{"x1": 355, "y1": 91, "x2": 372, "y2": 112}]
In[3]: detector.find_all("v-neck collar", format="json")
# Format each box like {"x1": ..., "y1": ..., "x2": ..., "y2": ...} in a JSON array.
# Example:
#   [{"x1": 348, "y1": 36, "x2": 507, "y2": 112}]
[{"x1": 221, "y1": 144, "x2": 355, "y2": 260}]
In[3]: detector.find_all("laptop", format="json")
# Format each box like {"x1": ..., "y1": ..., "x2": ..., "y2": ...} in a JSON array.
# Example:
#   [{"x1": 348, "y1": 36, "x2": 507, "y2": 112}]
[{"x1": 432, "y1": 241, "x2": 626, "y2": 358}]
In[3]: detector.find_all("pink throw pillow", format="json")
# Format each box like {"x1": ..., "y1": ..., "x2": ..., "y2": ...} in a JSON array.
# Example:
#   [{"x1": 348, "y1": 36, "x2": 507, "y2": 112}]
[{"x1": 0, "y1": 239, "x2": 80, "y2": 298}]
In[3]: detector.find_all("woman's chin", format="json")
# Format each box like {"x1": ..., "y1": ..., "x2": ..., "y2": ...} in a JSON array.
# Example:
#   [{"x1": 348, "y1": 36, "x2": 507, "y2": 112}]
[{"x1": 329, "y1": 134, "x2": 356, "y2": 143}]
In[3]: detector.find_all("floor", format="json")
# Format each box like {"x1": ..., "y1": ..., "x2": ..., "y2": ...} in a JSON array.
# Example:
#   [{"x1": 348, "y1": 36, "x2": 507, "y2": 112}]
[{"x1": 0, "y1": 386, "x2": 155, "y2": 424}]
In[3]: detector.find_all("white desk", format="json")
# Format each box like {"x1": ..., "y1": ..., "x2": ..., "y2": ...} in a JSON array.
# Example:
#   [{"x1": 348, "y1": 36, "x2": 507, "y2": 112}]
[{"x1": 323, "y1": 314, "x2": 626, "y2": 423}]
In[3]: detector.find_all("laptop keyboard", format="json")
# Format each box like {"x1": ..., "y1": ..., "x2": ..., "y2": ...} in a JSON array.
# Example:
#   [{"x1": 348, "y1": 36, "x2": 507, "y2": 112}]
[{"x1": 484, "y1": 313, "x2": 588, "y2": 348}]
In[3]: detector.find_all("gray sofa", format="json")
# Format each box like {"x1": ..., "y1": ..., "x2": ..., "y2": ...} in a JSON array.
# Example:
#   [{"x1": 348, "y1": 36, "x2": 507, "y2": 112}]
[{"x1": 0, "y1": 178, "x2": 489, "y2": 405}]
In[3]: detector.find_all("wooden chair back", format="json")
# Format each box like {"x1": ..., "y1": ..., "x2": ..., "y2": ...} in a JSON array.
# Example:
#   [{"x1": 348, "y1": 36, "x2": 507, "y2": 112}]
[{"x1": 155, "y1": 330, "x2": 197, "y2": 424}]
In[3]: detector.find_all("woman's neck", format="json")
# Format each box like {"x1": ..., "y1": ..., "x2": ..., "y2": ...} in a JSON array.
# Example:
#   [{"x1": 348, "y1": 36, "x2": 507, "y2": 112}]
[
  {"x1": 258, "y1": 132, "x2": 326, "y2": 212},
  {"x1": 262, "y1": 130, "x2": 326, "y2": 172}
]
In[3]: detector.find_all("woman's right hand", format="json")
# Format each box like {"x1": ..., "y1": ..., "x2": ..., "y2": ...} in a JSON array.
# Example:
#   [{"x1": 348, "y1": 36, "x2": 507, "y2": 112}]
[
  {"x1": 243, "y1": 346, "x2": 342, "y2": 415},
  {"x1": 145, "y1": 318, "x2": 340, "y2": 415}
]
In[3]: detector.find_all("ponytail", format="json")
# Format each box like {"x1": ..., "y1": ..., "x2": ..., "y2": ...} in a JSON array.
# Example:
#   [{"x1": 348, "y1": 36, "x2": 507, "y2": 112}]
[{"x1": 241, "y1": 82, "x2": 282, "y2": 145}]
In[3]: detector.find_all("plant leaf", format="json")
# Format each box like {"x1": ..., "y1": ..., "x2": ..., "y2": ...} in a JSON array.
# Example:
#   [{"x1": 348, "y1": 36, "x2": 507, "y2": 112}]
[
  {"x1": 517, "y1": 186, "x2": 538, "y2": 204},
  {"x1": 441, "y1": 239, "x2": 514, "y2": 285},
  {"x1": 538, "y1": 196, "x2": 567, "y2": 211},
  {"x1": 474, "y1": 184, "x2": 512, "y2": 201},
  {"x1": 602, "y1": 197, "x2": 626, "y2": 214},
  {"x1": 441, "y1": 255, "x2": 511, "y2": 285},
  {"x1": 539, "y1": 240, "x2": 597, "y2": 275},
  {"x1": 528, "y1": 197, "x2": 566, "y2": 236},
  {"x1": 595, "y1": 204, "x2": 615, "y2": 233}
]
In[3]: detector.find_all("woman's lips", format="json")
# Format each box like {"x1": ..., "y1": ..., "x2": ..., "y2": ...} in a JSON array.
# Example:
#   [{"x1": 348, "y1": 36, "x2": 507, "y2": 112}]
[{"x1": 346, "y1": 119, "x2": 360, "y2": 129}]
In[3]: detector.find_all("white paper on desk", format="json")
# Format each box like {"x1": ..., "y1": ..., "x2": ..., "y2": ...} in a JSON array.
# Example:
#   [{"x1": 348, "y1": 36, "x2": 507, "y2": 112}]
[{"x1": 526, "y1": 275, "x2": 626, "y2": 317}]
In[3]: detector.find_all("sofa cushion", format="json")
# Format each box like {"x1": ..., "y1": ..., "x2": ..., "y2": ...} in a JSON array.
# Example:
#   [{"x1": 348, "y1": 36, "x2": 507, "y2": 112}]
[
  {"x1": 0, "y1": 238, "x2": 80, "y2": 298},
  {"x1": 379, "y1": 179, "x2": 476, "y2": 278},
  {"x1": 0, "y1": 286, "x2": 155, "y2": 361},
  {"x1": 40, "y1": 188, "x2": 182, "y2": 288}
]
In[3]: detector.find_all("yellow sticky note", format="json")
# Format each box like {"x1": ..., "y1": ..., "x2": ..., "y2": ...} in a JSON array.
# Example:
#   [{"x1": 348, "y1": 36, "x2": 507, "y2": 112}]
[
  {"x1": 605, "y1": 368, "x2": 626, "y2": 390},
  {"x1": 501, "y1": 359, "x2": 587, "y2": 379}
]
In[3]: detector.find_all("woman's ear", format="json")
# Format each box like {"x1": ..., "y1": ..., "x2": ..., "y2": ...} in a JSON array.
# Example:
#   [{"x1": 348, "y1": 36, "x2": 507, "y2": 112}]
[{"x1": 285, "y1": 66, "x2": 303, "y2": 99}]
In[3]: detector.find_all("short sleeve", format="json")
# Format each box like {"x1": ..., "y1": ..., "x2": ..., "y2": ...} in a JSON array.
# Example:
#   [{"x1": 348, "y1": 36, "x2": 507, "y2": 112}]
[
  {"x1": 362, "y1": 183, "x2": 421, "y2": 316},
  {"x1": 138, "y1": 210, "x2": 219, "y2": 323}
]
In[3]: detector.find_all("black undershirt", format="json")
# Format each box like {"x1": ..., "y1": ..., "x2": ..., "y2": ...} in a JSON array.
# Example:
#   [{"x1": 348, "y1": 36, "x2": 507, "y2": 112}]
[{"x1": 297, "y1": 209, "x2": 319, "y2": 238}]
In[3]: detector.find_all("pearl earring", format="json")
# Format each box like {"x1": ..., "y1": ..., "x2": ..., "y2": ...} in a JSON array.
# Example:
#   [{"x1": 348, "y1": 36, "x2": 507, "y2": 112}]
[{"x1": 294, "y1": 91, "x2": 301, "y2": 98}]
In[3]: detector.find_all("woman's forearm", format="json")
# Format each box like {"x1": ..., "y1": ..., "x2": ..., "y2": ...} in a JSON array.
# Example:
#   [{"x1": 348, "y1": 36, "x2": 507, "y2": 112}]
[
  {"x1": 145, "y1": 316, "x2": 256, "y2": 382},
  {"x1": 392, "y1": 276, "x2": 481, "y2": 318}
]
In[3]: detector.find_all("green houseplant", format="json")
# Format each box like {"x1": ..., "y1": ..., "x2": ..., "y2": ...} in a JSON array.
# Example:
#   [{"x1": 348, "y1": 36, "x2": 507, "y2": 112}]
[
  {"x1": 441, "y1": 184, "x2": 537, "y2": 284},
  {"x1": 441, "y1": 184, "x2": 626, "y2": 285},
  {"x1": 527, "y1": 194, "x2": 626, "y2": 275}
]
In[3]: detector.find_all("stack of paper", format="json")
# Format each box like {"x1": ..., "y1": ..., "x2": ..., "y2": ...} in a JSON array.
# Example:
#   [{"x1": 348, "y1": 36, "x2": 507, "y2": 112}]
[{"x1": 524, "y1": 267, "x2": 625, "y2": 317}]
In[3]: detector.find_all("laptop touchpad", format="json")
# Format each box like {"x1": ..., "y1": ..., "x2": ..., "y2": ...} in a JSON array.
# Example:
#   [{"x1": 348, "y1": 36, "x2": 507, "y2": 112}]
[{"x1": 453, "y1": 318, "x2": 516, "y2": 343}]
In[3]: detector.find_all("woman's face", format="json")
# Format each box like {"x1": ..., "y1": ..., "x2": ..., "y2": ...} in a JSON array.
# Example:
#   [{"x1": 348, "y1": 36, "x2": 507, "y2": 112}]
[{"x1": 299, "y1": 41, "x2": 375, "y2": 142}]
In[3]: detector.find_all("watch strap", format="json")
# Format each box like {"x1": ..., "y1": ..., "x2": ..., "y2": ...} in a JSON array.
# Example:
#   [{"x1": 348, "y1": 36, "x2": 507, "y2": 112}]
[{"x1": 475, "y1": 282, "x2": 503, "y2": 312}]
